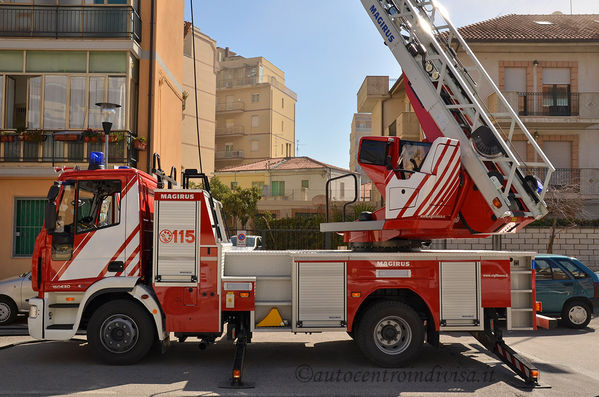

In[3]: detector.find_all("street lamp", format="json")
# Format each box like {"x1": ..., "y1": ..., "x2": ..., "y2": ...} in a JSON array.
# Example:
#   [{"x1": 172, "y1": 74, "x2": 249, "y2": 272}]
[{"x1": 96, "y1": 102, "x2": 121, "y2": 168}]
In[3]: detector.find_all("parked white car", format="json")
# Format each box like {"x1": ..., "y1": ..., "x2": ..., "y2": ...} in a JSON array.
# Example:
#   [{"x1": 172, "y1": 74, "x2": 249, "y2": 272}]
[{"x1": 0, "y1": 272, "x2": 35, "y2": 325}]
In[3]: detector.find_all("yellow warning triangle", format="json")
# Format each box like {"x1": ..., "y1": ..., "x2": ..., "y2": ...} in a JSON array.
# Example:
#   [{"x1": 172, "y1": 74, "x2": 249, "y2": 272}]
[{"x1": 257, "y1": 307, "x2": 284, "y2": 327}]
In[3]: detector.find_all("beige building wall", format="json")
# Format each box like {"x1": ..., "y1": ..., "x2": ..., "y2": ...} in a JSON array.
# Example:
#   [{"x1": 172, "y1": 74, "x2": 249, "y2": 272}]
[
  {"x1": 215, "y1": 49, "x2": 297, "y2": 170},
  {"x1": 0, "y1": 0, "x2": 184, "y2": 279},
  {"x1": 182, "y1": 26, "x2": 217, "y2": 176},
  {"x1": 349, "y1": 113, "x2": 372, "y2": 182}
]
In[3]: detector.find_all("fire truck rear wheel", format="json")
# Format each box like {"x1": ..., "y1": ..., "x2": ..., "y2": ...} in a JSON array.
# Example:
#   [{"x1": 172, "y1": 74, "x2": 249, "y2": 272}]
[
  {"x1": 356, "y1": 301, "x2": 424, "y2": 367},
  {"x1": 87, "y1": 299, "x2": 155, "y2": 365}
]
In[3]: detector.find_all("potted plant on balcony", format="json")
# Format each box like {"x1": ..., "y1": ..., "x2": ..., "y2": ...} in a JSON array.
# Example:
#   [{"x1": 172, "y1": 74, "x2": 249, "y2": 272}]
[
  {"x1": 102, "y1": 132, "x2": 125, "y2": 143},
  {"x1": 21, "y1": 129, "x2": 47, "y2": 143},
  {"x1": 0, "y1": 131, "x2": 17, "y2": 143},
  {"x1": 55, "y1": 130, "x2": 82, "y2": 142},
  {"x1": 133, "y1": 136, "x2": 147, "y2": 151},
  {"x1": 83, "y1": 128, "x2": 101, "y2": 143}
]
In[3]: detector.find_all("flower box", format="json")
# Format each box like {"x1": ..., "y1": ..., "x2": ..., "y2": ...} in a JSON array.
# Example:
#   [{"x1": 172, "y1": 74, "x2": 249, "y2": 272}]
[
  {"x1": 0, "y1": 134, "x2": 17, "y2": 143},
  {"x1": 134, "y1": 140, "x2": 147, "y2": 151},
  {"x1": 54, "y1": 133, "x2": 81, "y2": 142}
]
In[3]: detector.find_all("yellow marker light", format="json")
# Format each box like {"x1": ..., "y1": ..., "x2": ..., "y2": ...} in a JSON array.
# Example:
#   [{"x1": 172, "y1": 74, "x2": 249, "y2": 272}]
[
  {"x1": 535, "y1": 301, "x2": 543, "y2": 312},
  {"x1": 493, "y1": 197, "x2": 502, "y2": 208},
  {"x1": 66, "y1": 297, "x2": 75, "y2": 302},
  {"x1": 240, "y1": 292, "x2": 250, "y2": 298},
  {"x1": 233, "y1": 370, "x2": 241, "y2": 379},
  {"x1": 351, "y1": 292, "x2": 361, "y2": 298},
  {"x1": 530, "y1": 369, "x2": 539, "y2": 379}
]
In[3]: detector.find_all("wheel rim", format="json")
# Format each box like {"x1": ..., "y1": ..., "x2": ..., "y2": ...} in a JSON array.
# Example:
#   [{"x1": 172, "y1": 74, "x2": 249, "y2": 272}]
[
  {"x1": 0, "y1": 302, "x2": 10, "y2": 323},
  {"x1": 99, "y1": 314, "x2": 139, "y2": 354},
  {"x1": 568, "y1": 305, "x2": 588, "y2": 325},
  {"x1": 373, "y1": 315, "x2": 412, "y2": 355}
]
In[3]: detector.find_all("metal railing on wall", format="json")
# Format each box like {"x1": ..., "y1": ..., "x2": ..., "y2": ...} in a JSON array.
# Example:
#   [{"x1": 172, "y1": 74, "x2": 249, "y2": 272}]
[
  {"x1": 0, "y1": 131, "x2": 137, "y2": 167},
  {"x1": 518, "y1": 92, "x2": 579, "y2": 116},
  {"x1": 0, "y1": 5, "x2": 141, "y2": 42}
]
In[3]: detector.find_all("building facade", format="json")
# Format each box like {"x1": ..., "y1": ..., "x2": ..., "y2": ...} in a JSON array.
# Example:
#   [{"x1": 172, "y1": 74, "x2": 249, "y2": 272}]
[
  {"x1": 0, "y1": 0, "x2": 184, "y2": 279},
  {"x1": 215, "y1": 48, "x2": 297, "y2": 170},
  {"x1": 349, "y1": 113, "x2": 372, "y2": 181},
  {"x1": 182, "y1": 23, "x2": 217, "y2": 176},
  {"x1": 214, "y1": 157, "x2": 360, "y2": 219}
]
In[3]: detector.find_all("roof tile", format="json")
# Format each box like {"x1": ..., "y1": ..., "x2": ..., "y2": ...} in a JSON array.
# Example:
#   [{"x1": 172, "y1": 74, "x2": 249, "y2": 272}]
[{"x1": 457, "y1": 14, "x2": 599, "y2": 42}]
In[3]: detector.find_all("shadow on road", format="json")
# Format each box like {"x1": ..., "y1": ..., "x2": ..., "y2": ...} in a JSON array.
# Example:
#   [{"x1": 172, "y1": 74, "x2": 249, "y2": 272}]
[{"x1": 0, "y1": 336, "x2": 540, "y2": 396}]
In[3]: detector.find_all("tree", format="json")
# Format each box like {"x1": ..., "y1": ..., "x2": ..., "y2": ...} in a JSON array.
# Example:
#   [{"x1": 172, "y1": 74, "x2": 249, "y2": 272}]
[
  {"x1": 543, "y1": 183, "x2": 586, "y2": 253},
  {"x1": 209, "y1": 177, "x2": 261, "y2": 230}
]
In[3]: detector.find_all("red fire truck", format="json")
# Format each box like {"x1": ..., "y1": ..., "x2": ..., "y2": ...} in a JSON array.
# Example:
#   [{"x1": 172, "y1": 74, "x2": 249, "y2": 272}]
[{"x1": 28, "y1": 0, "x2": 554, "y2": 387}]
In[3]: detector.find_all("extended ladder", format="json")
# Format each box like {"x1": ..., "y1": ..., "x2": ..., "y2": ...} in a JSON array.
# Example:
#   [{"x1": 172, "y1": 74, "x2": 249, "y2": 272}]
[{"x1": 361, "y1": 0, "x2": 554, "y2": 221}]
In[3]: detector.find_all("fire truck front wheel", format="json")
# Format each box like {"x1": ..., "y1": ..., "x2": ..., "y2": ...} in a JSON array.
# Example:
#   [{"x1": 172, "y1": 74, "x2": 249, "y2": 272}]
[
  {"x1": 356, "y1": 301, "x2": 424, "y2": 367},
  {"x1": 87, "y1": 299, "x2": 156, "y2": 365}
]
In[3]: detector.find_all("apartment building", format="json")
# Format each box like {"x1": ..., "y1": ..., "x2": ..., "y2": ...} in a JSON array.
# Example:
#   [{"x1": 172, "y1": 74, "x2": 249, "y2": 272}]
[
  {"x1": 215, "y1": 48, "x2": 297, "y2": 170},
  {"x1": 215, "y1": 157, "x2": 360, "y2": 219},
  {"x1": 182, "y1": 23, "x2": 217, "y2": 176},
  {"x1": 0, "y1": 0, "x2": 184, "y2": 279},
  {"x1": 357, "y1": 13, "x2": 599, "y2": 216}
]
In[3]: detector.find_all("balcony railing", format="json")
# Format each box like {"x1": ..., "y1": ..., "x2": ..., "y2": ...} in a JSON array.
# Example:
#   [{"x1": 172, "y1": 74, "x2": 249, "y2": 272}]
[
  {"x1": 216, "y1": 101, "x2": 245, "y2": 113},
  {"x1": 517, "y1": 92, "x2": 579, "y2": 116},
  {"x1": 215, "y1": 150, "x2": 244, "y2": 160},
  {"x1": 523, "y1": 168, "x2": 599, "y2": 195},
  {"x1": 215, "y1": 126, "x2": 245, "y2": 136},
  {"x1": 0, "y1": 5, "x2": 141, "y2": 42},
  {"x1": 217, "y1": 77, "x2": 258, "y2": 89},
  {"x1": 0, "y1": 131, "x2": 137, "y2": 166}
]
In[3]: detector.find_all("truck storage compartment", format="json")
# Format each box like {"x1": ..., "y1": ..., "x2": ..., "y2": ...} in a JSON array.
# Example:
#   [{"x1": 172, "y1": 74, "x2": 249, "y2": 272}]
[{"x1": 296, "y1": 261, "x2": 346, "y2": 329}]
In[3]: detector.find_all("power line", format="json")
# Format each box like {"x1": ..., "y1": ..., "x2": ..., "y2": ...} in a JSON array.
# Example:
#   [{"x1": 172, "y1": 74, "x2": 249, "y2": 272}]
[{"x1": 189, "y1": 0, "x2": 203, "y2": 174}]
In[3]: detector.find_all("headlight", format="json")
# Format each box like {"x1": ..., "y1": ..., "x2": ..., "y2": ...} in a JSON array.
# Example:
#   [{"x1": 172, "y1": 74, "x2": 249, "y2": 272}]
[{"x1": 29, "y1": 305, "x2": 38, "y2": 319}]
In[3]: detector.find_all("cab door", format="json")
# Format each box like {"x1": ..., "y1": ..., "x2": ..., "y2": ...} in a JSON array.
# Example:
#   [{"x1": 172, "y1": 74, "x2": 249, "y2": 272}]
[{"x1": 47, "y1": 177, "x2": 128, "y2": 288}]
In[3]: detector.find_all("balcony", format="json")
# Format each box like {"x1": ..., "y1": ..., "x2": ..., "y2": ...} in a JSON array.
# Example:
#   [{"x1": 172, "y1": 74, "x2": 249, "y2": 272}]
[
  {"x1": 215, "y1": 150, "x2": 244, "y2": 160},
  {"x1": 523, "y1": 168, "x2": 599, "y2": 196},
  {"x1": 216, "y1": 101, "x2": 245, "y2": 113},
  {"x1": 215, "y1": 126, "x2": 245, "y2": 137},
  {"x1": 357, "y1": 76, "x2": 389, "y2": 113},
  {"x1": 217, "y1": 77, "x2": 258, "y2": 89},
  {"x1": 0, "y1": 131, "x2": 137, "y2": 166},
  {"x1": 0, "y1": 5, "x2": 141, "y2": 42},
  {"x1": 518, "y1": 92, "x2": 579, "y2": 116}
]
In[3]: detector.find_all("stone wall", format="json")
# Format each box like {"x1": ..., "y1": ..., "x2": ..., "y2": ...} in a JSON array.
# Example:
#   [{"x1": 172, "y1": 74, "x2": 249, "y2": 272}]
[{"x1": 430, "y1": 227, "x2": 599, "y2": 271}]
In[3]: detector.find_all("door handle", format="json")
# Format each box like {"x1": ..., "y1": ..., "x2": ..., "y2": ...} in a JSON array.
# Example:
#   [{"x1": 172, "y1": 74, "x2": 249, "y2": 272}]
[{"x1": 108, "y1": 261, "x2": 124, "y2": 272}]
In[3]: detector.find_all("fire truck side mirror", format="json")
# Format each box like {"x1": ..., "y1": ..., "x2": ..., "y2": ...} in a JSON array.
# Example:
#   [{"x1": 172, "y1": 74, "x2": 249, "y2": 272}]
[{"x1": 44, "y1": 185, "x2": 60, "y2": 233}]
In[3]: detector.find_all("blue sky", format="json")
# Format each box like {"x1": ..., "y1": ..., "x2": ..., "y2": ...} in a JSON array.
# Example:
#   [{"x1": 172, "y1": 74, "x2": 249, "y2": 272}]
[{"x1": 188, "y1": 0, "x2": 598, "y2": 169}]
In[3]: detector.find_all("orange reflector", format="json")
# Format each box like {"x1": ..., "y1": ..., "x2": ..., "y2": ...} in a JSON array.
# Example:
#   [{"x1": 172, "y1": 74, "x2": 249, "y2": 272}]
[
  {"x1": 530, "y1": 369, "x2": 539, "y2": 379},
  {"x1": 152, "y1": 309, "x2": 158, "y2": 314},
  {"x1": 66, "y1": 297, "x2": 75, "y2": 302},
  {"x1": 536, "y1": 301, "x2": 543, "y2": 312},
  {"x1": 233, "y1": 370, "x2": 241, "y2": 379},
  {"x1": 240, "y1": 292, "x2": 250, "y2": 298},
  {"x1": 492, "y1": 197, "x2": 502, "y2": 208},
  {"x1": 351, "y1": 292, "x2": 361, "y2": 298},
  {"x1": 141, "y1": 294, "x2": 149, "y2": 299}
]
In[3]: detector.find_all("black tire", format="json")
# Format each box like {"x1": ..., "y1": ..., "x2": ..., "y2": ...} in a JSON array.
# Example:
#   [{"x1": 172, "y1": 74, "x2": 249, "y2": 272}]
[
  {"x1": 562, "y1": 300, "x2": 591, "y2": 329},
  {"x1": 355, "y1": 301, "x2": 424, "y2": 367},
  {"x1": 0, "y1": 296, "x2": 18, "y2": 326},
  {"x1": 87, "y1": 299, "x2": 156, "y2": 365}
]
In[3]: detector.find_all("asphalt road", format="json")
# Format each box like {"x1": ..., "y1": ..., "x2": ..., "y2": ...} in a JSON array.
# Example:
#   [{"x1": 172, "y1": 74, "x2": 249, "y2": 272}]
[{"x1": 1, "y1": 316, "x2": 598, "y2": 396}]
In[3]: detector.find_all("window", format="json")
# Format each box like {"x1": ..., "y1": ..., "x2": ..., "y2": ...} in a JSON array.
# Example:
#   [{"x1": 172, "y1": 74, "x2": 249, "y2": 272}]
[
  {"x1": 252, "y1": 181, "x2": 264, "y2": 192},
  {"x1": 281, "y1": 120, "x2": 284, "y2": 131},
  {"x1": 504, "y1": 68, "x2": 526, "y2": 92},
  {"x1": 55, "y1": 184, "x2": 76, "y2": 234},
  {"x1": 108, "y1": 76, "x2": 126, "y2": 129},
  {"x1": 27, "y1": 76, "x2": 42, "y2": 129},
  {"x1": 534, "y1": 259, "x2": 553, "y2": 280},
  {"x1": 26, "y1": 51, "x2": 87, "y2": 73},
  {"x1": 69, "y1": 76, "x2": 86, "y2": 129},
  {"x1": 340, "y1": 182, "x2": 345, "y2": 199},
  {"x1": 251, "y1": 94, "x2": 260, "y2": 103},
  {"x1": 301, "y1": 179, "x2": 309, "y2": 189},
  {"x1": 551, "y1": 264, "x2": 570, "y2": 280},
  {"x1": 14, "y1": 198, "x2": 46, "y2": 257},
  {"x1": 271, "y1": 181, "x2": 285, "y2": 196},
  {"x1": 89, "y1": 52, "x2": 127, "y2": 73},
  {"x1": 282, "y1": 97, "x2": 284, "y2": 108},
  {"x1": 230, "y1": 181, "x2": 238, "y2": 189},
  {"x1": 88, "y1": 76, "x2": 105, "y2": 129},
  {"x1": 43, "y1": 75, "x2": 67, "y2": 129},
  {"x1": 556, "y1": 259, "x2": 588, "y2": 279},
  {"x1": 251, "y1": 140, "x2": 259, "y2": 152},
  {"x1": 76, "y1": 180, "x2": 121, "y2": 233},
  {"x1": 251, "y1": 115, "x2": 259, "y2": 128}
]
